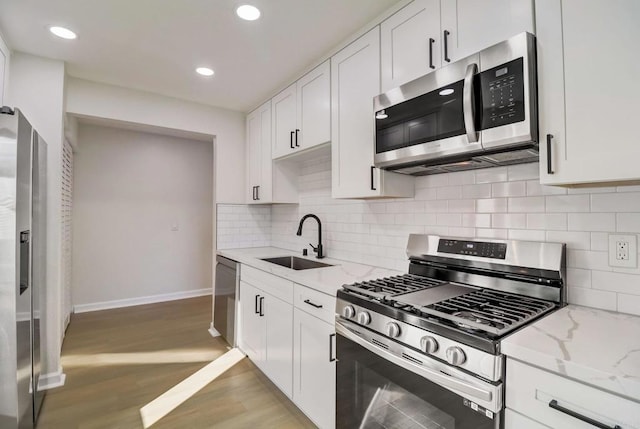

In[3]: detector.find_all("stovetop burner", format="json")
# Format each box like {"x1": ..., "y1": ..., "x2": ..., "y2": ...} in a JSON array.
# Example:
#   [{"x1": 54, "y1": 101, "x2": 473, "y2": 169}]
[{"x1": 452, "y1": 311, "x2": 497, "y2": 331}]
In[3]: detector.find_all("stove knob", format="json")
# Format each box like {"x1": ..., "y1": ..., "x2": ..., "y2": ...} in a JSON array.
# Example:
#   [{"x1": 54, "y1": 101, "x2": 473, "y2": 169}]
[
  {"x1": 446, "y1": 346, "x2": 466, "y2": 366},
  {"x1": 420, "y1": 336, "x2": 439, "y2": 354},
  {"x1": 385, "y1": 322, "x2": 401, "y2": 338},
  {"x1": 356, "y1": 311, "x2": 371, "y2": 326},
  {"x1": 342, "y1": 305, "x2": 356, "y2": 319}
]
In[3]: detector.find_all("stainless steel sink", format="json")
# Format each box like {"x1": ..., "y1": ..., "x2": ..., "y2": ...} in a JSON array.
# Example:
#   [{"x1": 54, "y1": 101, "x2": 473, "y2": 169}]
[{"x1": 261, "y1": 256, "x2": 333, "y2": 270}]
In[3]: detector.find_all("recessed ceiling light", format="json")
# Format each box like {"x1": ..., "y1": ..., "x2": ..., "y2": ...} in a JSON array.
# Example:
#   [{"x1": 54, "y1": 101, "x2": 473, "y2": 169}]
[
  {"x1": 375, "y1": 110, "x2": 388, "y2": 120},
  {"x1": 49, "y1": 26, "x2": 77, "y2": 40},
  {"x1": 196, "y1": 67, "x2": 215, "y2": 77},
  {"x1": 236, "y1": 5, "x2": 261, "y2": 21}
]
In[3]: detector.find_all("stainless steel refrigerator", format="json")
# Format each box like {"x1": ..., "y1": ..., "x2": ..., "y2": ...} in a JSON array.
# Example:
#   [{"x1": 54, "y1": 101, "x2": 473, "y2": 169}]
[{"x1": 1, "y1": 106, "x2": 47, "y2": 429}]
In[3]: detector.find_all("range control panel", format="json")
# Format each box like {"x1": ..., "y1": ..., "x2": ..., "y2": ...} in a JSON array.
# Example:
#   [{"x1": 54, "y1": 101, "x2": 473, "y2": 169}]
[{"x1": 437, "y1": 239, "x2": 507, "y2": 259}]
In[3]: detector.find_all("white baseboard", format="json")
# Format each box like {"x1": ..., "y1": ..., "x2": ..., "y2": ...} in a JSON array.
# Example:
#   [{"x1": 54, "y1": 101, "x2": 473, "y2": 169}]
[
  {"x1": 39, "y1": 368, "x2": 66, "y2": 390},
  {"x1": 73, "y1": 288, "x2": 212, "y2": 314},
  {"x1": 208, "y1": 322, "x2": 221, "y2": 338}
]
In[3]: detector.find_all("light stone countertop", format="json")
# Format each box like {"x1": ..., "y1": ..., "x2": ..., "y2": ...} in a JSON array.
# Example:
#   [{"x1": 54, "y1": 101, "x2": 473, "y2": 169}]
[
  {"x1": 502, "y1": 304, "x2": 640, "y2": 402},
  {"x1": 217, "y1": 247, "x2": 403, "y2": 296}
]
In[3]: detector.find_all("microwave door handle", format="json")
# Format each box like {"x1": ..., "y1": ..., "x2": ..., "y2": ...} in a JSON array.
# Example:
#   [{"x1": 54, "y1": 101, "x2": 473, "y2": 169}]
[
  {"x1": 463, "y1": 63, "x2": 479, "y2": 143},
  {"x1": 335, "y1": 319, "x2": 493, "y2": 404}
]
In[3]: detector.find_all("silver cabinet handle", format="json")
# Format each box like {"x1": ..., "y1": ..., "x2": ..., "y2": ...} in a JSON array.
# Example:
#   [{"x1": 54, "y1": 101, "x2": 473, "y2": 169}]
[
  {"x1": 463, "y1": 63, "x2": 479, "y2": 143},
  {"x1": 335, "y1": 320, "x2": 493, "y2": 404}
]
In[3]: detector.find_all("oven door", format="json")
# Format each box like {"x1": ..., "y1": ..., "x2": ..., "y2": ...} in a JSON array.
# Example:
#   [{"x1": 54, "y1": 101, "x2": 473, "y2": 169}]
[{"x1": 336, "y1": 319, "x2": 502, "y2": 429}]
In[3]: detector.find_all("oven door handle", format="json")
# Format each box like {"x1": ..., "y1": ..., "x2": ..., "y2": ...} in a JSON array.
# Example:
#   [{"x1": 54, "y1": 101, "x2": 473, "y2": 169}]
[
  {"x1": 463, "y1": 63, "x2": 479, "y2": 143},
  {"x1": 336, "y1": 320, "x2": 493, "y2": 404}
]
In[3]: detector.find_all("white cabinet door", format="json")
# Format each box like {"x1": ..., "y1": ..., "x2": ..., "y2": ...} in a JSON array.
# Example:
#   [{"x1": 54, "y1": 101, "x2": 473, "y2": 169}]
[
  {"x1": 293, "y1": 308, "x2": 335, "y2": 429},
  {"x1": 441, "y1": 0, "x2": 534, "y2": 62},
  {"x1": 272, "y1": 83, "x2": 297, "y2": 159},
  {"x1": 331, "y1": 27, "x2": 414, "y2": 199},
  {"x1": 297, "y1": 60, "x2": 331, "y2": 151},
  {"x1": 0, "y1": 48, "x2": 5, "y2": 106},
  {"x1": 381, "y1": 0, "x2": 441, "y2": 92},
  {"x1": 239, "y1": 281, "x2": 264, "y2": 365},
  {"x1": 538, "y1": 0, "x2": 640, "y2": 185},
  {"x1": 263, "y1": 292, "x2": 294, "y2": 398},
  {"x1": 246, "y1": 101, "x2": 273, "y2": 204}
]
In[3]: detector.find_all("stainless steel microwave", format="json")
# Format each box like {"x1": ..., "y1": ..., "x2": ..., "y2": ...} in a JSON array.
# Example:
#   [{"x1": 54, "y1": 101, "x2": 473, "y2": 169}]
[{"x1": 374, "y1": 32, "x2": 538, "y2": 175}]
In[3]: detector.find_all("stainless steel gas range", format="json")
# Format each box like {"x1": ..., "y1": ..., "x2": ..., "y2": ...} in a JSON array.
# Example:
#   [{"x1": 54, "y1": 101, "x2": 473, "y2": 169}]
[{"x1": 335, "y1": 234, "x2": 566, "y2": 429}]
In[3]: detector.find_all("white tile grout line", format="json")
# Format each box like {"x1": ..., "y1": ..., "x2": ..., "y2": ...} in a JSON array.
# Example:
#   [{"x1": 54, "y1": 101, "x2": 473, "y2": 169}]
[{"x1": 139, "y1": 348, "x2": 246, "y2": 428}]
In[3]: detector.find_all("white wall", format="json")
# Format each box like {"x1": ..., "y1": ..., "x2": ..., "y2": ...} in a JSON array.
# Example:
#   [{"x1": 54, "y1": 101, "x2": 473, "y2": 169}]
[
  {"x1": 0, "y1": 30, "x2": 9, "y2": 105},
  {"x1": 218, "y1": 156, "x2": 640, "y2": 317},
  {"x1": 7, "y1": 52, "x2": 66, "y2": 380},
  {"x1": 72, "y1": 123, "x2": 213, "y2": 309},
  {"x1": 65, "y1": 77, "x2": 245, "y2": 205}
]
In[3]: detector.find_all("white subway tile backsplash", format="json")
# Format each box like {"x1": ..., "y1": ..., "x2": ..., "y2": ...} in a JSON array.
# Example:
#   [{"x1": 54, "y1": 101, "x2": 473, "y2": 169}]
[
  {"x1": 462, "y1": 214, "x2": 491, "y2": 228},
  {"x1": 492, "y1": 213, "x2": 526, "y2": 229},
  {"x1": 569, "y1": 287, "x2": 617, "y2": 312},
  {"x1": 545, "y1": 195, "x2": 590, "y2": 212},
  {"x1": 477, "y1": 198, "x2": 507, "y2": 213},
  {"x1": 546, "y1": 231, "x2": 591, "y2": 250},
  {"x1": 437, "y1": 186, "x2": 463, "y2": 200},
  {"x1": 507, "y1": 229, "x2": 546, "y2": 241},
  {"x1": 617, "y1": 213, "x2": 640, "y2": 232},
  {"x1": 567, "y1": 213, "x2": 616, "y2": 232},
  {"x1": 592, "y1": 270, "x2": 640, "y2": 295},
  {"x1": 591, "y1": 192, "x2": 640, "y2": 212},
  {"x1": 617, "y1": 294, "x2": 640, "y2": 316},
  {"x1": 566, "y1": 268, "x2": 592, "y2": 288},
  {"x1": 509, "y1": 196, "x2": 545, "y2": 213},
  {"x1": 462, "y1": 184, "x2": 492, "y2": 199},
  {"x1": 476, "y1": 167, "x2": 508, "y2": 184},
  {"x1": 526, "y1": 214, "x2": 567, "y2": 231},
  {"x1": 507, "y1": 163, "x2": 540, "y2": 181},
  {"x1": 492, "y1": 181, "x2": 526, "y2": 197},
  {"x1": 590, "y1": 232, "x2": 609, "y2": 252},
  {"x1": 218, "y1": 158, "x2": 640, "y2": 315}
]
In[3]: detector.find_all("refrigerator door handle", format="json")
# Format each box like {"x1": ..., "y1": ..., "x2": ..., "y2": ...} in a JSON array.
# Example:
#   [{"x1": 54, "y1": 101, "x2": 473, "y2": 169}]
[{"x1": 19, "y1": 230, "x2": 30, "y2": 295}]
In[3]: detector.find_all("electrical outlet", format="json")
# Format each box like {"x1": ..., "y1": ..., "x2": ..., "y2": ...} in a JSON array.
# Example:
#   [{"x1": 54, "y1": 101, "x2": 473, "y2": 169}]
[{"x1": 609, "y1": 234, "x2": 637, "y2": 268}]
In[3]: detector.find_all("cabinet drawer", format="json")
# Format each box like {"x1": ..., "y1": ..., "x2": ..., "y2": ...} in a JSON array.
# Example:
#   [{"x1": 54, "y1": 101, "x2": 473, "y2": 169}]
[
  {"x1": 506, "y1": 358, "x2": 640, "y2": 429},
  {"x1": 505, "y1": 408, "x2": 550, "y2": 429},
  {"x1": 241, "y1": 265, "x2": 293, "y2": 304},
  {"x1": 294, "y1": 284, "x2": 336, "y2": 324}
]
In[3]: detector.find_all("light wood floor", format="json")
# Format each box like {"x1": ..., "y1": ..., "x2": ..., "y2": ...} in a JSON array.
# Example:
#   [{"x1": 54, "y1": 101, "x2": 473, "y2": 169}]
[{"x1": 38, "y1": 296, "x2": 317, "y2": 429}]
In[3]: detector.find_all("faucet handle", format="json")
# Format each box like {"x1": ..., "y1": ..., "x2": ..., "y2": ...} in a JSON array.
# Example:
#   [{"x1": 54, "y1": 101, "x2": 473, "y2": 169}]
[{"x1": 309, "y1": 243, "x2": 318, "y2": 252}]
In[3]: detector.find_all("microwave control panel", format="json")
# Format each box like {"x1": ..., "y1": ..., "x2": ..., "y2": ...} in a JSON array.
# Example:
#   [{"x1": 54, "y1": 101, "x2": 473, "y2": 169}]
[{"x1": 478, "y1": 57, "x2": 525, "y2": 130}]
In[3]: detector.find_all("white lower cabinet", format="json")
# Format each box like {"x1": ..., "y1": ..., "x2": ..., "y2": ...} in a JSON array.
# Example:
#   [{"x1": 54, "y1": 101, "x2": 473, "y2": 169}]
[
  {"x1": 505, "y1": 358, "x2": 640, "y2": 429},
  {"x1": 293, "y1": 307, "x2": 336, "y2": 429},
  {"x1": 239, "y1": 265, "x2": 337, "y2": 429},
  {"x1": 239, "y1": 268, "x2": 294, "y2": 397}
]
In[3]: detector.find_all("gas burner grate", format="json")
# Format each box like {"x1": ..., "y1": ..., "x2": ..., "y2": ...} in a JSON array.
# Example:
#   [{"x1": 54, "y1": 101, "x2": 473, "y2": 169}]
[
  {"x1": 419, "y1": 288, "x2": 556, "y2": 336},
  {"x1": 342, "y1": 274, "x2": 447, "y2": 301}
]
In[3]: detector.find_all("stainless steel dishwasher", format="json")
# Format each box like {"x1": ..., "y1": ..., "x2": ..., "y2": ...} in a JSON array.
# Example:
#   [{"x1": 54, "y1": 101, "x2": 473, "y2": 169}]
[{"x1": 214, "y1": 255, "x2": 239, "y2": 346}]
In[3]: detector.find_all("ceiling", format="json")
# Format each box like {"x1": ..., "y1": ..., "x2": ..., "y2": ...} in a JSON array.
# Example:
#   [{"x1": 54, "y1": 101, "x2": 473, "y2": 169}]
[{"x1": 0, "y1": 0, "x2": 401, "y2": 112}]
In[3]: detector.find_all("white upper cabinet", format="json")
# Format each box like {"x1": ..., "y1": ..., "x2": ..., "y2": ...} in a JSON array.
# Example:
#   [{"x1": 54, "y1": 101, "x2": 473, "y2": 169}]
[
  {"x1": 381, "y1": 0, "x2": 534, "y2": 92},
  {"x1": 537, "y1": 0, "x2": 640, "y2": 185},
  {"x1": 246, "y1": 101, "x2": 273, "y2": 204},
  {"x1": 331, "y1": 27, "x2": 414, "y2": 199},
  {"x1": 380, "y1": 0, "x2": 441, "y2": 92},
  {"x1": 0, "y1": 49, "x2": 5, "y2": 106},
  {"x1": 272, "y1": 60, "x2": 331, "y2": 159},
  {"x1": 441, "y1": 0, "x2": 534, "y2": 63},
  {"x1": 272, "y1": 84, "x2": 297, "y2": 159}
]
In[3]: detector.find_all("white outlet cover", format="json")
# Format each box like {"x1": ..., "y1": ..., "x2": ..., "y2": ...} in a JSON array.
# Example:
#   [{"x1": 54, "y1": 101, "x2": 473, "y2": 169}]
[{"x1": 609, "y1": 234, "x2": 638, "y2": 268}]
